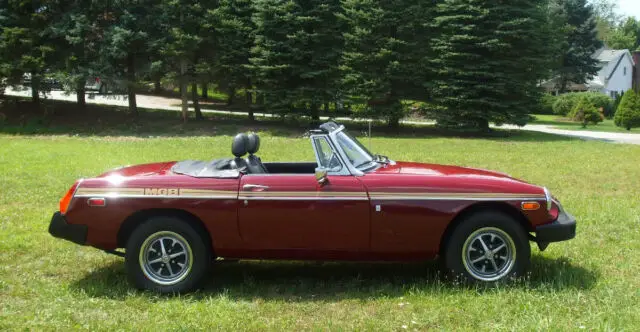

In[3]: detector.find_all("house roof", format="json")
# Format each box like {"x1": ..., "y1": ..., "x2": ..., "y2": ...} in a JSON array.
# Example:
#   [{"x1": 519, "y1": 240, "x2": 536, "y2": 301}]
[
  {"x1": 593, "y1": 49, "x2": 627, "y2": 62},
  {"x1": 592, "y1": 48, "x2": 634, "y2": 81}
]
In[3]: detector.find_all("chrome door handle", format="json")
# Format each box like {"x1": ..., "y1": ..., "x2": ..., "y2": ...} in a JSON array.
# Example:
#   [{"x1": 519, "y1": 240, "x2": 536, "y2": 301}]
[{"x1": 243, "y1": 184, "x2": 270, "y2": 191}]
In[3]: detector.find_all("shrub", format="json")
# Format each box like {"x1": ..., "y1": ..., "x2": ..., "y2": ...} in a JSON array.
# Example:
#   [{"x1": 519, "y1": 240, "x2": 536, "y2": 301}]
[
  {"x1": 551, "y1": 92, "x2": 612, "y2": 117},
  {"x1": 552, "y1": 94, "x2": 576, "y2": 116},
  {"x1": 538, "y1": 94, "x2": 556, "y2": 114},
  {"x1": 583, "y1": 92, "x2": 614, "y2": 118},
  {"x1": 570, "y1": 96, "x2": 603, "y2": 128},
  {"x1": 614, "y1": 90, "x2": 640, "y2": 131}
]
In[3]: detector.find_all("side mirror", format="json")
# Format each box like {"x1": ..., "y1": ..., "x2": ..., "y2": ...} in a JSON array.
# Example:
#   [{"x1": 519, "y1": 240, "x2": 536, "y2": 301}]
[{"x1": 315, "y1": 167, "x2": 328, "y2": 185}]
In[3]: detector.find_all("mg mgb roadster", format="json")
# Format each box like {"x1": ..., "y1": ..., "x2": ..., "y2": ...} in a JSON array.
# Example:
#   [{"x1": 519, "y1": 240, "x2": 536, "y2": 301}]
[{"x1": 49, "y1": 122, "x2": 576, "y2": 293}]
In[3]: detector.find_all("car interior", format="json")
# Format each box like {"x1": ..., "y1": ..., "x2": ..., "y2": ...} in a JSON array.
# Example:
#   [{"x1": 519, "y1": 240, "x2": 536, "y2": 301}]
[
  {"x1": 172, "y1": 132, "x2": 321, "y2": 178},
  {"x1": 232, "y1": 133, "x2": 318, "y2": 175}
]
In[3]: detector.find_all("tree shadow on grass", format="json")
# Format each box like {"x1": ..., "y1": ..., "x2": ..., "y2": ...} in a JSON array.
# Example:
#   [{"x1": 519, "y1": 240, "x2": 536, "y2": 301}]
[
  {"x1": 70, "y1": 254, "x2": 598, "y2": 301},
  {"x1": 0, "y1": 98, "x2": 575, "y2": 142}
]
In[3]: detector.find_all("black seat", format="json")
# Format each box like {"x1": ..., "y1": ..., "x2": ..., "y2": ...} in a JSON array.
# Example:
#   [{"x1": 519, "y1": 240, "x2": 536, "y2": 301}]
[
  {"x1": 231, "y1": 133, "x2": 249, "y2": 172},
  {"x1": 246, "y1": 133, "x2": 268, "y2": 174}
]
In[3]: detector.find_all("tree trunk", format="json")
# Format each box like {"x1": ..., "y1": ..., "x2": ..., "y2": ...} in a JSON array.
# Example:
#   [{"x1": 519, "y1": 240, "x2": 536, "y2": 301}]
[
  {"x1": 31, "y1": 71, "x2": 40, "y2": 105},
  {"x1": 201, "y1": 82, "x2": 208, "y2": 99},
  {"x1": 311, "y1": 103, "x2": 320, "y2": 121},
  {"x1": 180, "y1": 58, "x2": 189, "y2": 123},
  {"x1": 476, "y1": 118, "x2": 490, "y2": 132},
  {"x1": 227, "y1": 88, "x2": 235, "y2": 106},
  {"x1": 191, "y1": 82, "x2": 203, "y2": 120},
  {"x1": 153, "y1": 79, "x2": 161, "y2": 94},
  {"x1": 558, "y1": 76, "x2": 568, "y2": 94},
  {"x1": 127, "y1": 53, "x2": 138, "y2": 117},
  {"x1": 76, "y1": 81, "x2": 86, "y2": 108},
  {"x1": 387, "y1": 116, "x2": 400, "y2": 128},
  {"x1": 246, "y1": 78, "x2": 254, "y2": 121}
]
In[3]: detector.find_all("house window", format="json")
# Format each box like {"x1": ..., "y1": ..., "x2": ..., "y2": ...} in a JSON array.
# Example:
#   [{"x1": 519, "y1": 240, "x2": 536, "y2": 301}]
[
  {"x1": 611, "y1": 91, "x2": 616, "y2": 98},
  {"x1": 624, "y1": 67, "x2": 627, "y2": 76}
]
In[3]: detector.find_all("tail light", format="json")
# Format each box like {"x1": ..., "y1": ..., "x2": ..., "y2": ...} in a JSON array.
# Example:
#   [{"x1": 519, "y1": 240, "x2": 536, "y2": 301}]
[{"x1": 59, "y1": 181, "x2": 80, "y2": 215}]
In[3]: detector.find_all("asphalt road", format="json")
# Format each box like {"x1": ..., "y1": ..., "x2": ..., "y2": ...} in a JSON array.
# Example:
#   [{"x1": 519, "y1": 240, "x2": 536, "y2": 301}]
[{"x1": 5, "y1": 87, "x2": 640, "y2": 145}]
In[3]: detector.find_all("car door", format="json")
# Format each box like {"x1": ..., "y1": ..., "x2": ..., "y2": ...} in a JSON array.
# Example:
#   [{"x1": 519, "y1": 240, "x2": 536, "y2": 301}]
[{"x1": 237, "y1": 135, "x2": 370, "y2": 251}]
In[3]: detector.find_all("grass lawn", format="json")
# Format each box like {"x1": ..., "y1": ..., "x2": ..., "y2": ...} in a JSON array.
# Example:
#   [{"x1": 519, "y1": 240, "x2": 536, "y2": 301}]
[
  {"x1": 531, "y1": 113, "x2": 639, "y2": 133},
  {"x1": 1, "y1": 104, "x2": 640, "y2": 330}
]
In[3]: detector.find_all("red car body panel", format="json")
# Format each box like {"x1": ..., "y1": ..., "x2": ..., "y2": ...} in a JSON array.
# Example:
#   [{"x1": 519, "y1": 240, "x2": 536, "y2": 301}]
[{"x1": 61, "y1": 160, "x2": 554, "y2": 261}]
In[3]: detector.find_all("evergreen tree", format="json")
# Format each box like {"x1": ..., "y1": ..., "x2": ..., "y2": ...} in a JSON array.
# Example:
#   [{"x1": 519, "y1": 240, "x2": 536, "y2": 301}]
[
  {"x1": 570, "y1": 96, "x2": 602, "y2": 127},
  {"x1": 614, "y1": 90, "x2": 640, "y2": 130},
  {"x1": 341, "y1": 0, "x2": 432, "y2": 127},
  {"x1": 49, "y1": 0, "x2": 105, "y2": 108},
  {"x1": 99, "y1": 0, "x2": 163, "y2": 116},
  {"x1": 252, "y1": 0, "x2": 345, "y2": 120},
  {"x1": 0, "y1": 0, "x2": 57, "y2": 105},
  {"x1": 556, "y1": 0, "x2": 602, "y2": 92},
  {"x1": 159, "y1": 0, "x2": 215, "y2": 121},
  {"x1": 211, "y1": 0, "x2": 256, "y2": 119},
  {"x1": 430, "y1": 0, "x2": 553, "y2": 130}
]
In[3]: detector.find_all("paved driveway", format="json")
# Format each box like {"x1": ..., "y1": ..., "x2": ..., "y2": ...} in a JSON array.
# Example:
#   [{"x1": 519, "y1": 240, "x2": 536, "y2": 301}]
[{"x1": 5, "y1": 87, "x2": 640, "y2": 144}]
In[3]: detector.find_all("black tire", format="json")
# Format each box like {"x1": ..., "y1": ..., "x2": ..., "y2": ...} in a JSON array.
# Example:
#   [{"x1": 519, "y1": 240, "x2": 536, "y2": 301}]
[
  {"x1": 125, "y1": 216, "x2": 212, "y2": 293},
  {"x1": 443, "y1": 211, "x2": 530, "y2": 283}
]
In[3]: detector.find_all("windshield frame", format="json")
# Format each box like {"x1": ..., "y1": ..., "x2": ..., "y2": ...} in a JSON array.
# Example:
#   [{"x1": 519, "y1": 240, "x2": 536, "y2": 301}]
[
  {"x1": 322, "y1": 125, "x2": 384, "y2": 175},
  {"x1": 334, "y1": 131, "x2": 377, "y2": 170}
]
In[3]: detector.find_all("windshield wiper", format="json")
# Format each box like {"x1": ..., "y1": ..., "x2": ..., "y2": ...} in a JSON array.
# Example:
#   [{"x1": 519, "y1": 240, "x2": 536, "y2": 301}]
[
  {"x1": 355, "y1": 160, "x2": 375, "y2": 168},
  {"x1": 374, "y1": 154, "x2": 390, "y2": 164}
]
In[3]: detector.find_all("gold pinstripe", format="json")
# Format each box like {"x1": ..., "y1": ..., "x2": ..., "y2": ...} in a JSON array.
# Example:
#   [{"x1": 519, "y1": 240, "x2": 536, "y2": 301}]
[{"x1": 73, "y1": 187, "x2": 544, "y2": 201}]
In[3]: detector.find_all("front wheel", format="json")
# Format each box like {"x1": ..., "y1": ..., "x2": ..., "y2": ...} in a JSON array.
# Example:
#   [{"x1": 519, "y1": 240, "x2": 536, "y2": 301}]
[
  {"x1": 125, "y1": 216, "x2": 211, "y2": 293},
  {"x1": 444, "y1": 211, "x2": 530, "y2": 283}
]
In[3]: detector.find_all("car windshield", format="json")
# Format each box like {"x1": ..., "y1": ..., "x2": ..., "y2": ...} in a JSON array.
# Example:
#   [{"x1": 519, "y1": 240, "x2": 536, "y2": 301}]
[{"x1": 335, "y1": 131, "x2": 376, "y2": 169}]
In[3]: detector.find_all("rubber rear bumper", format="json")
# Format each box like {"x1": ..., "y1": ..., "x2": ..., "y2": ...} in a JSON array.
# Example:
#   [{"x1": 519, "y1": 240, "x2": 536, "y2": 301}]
[
  {"x1": 535, "y1": 208, "x2": 577, "y2": 243},
  {"x1": 48, "y1": 212, "x2": 87, "y2": 245}
]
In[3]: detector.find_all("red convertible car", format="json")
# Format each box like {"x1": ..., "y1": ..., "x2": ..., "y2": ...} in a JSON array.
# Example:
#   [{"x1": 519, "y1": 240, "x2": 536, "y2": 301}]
[{"x1": 49, "y1": 122, "x2": 576, "y2": 293}]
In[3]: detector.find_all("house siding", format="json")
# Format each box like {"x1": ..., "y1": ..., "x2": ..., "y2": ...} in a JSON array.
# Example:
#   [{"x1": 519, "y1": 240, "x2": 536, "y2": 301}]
[{"x1": 601, "y1": 53, "x2": 634, "y2": 98}]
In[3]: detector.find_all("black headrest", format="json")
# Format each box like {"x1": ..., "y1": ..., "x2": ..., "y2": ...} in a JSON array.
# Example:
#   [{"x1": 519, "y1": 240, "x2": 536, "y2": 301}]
[
  {"x1": 247, "y1": 133, "x2": 260, "y2": 155},
  {"x1": 232, "y1": 133, "x2": 248, "y2": 158}
]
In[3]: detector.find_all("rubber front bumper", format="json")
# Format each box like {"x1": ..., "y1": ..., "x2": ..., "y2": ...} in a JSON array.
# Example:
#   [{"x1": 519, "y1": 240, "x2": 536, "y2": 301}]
[
  {"x1": 48, "y1": 212, "x2": 87, "y2": 245},
  {"x1": 535, "y1": 206, "x2": 576, "y2": 243}
]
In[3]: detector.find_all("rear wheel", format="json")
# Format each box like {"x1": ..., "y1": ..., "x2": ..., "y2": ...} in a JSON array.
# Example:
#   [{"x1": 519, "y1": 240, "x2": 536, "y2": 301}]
[
  {"x1": 125, "y1": 216, "x2": 211, "y2": 293},
  {"x1": 444, "y1": 211, "x2": 530, "y2": 283}
]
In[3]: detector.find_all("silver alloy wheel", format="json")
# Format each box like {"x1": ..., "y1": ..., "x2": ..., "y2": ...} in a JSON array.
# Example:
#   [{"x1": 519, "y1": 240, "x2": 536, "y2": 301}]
[
  {"x1": 139, "y1": 231, "x2": 193, "y2": 286},
  {"x1": 461, "y1": 227, "x2": 516, "y2": 282}
]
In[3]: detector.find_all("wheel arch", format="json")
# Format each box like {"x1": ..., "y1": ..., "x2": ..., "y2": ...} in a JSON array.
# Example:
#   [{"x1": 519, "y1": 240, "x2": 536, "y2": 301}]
[
  {"x1": 117, "y1": 209, "x2": 213, "y2": 254},
  {"x1": 439, "y1": 201, "x2": 531, "y2": 256}
]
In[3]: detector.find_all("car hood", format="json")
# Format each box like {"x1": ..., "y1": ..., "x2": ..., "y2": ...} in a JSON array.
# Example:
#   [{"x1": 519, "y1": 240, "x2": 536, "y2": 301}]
[
  {"x1": 375, "y1": 161, "x2": 517, "y2": 180},
  {"x1": 98, "y1": 162, "x2": 176, "y2": 178}
]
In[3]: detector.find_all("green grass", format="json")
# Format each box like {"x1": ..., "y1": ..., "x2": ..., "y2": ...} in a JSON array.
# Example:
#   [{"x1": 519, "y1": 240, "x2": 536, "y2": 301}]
[
  {"x1": 531, "y1": 113, "x2": 639, "y2": 133},
  {"x1": 1, "y1": 108, "x2": 640, "y2": 330}
]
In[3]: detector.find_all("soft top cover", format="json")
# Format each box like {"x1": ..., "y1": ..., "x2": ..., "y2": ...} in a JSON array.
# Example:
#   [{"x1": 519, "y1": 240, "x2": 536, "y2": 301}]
[{"x1": 171, "y1": 159, "x2": 240, "y2": 178}]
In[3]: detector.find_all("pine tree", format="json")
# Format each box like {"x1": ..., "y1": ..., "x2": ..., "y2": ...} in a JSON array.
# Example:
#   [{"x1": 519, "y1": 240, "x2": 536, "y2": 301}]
[
  {"x1": 0, "y1": 0, "x2": 57, "y2": 105},
  {"x1": 99, "y1": 0, "x2": 163, "y2": 116},
  {"x1": 252, "y1": 0, "x2": 344, "y2": 120},
  {"x1": 614, "y1": 90, "x2": 640, "y2": 130},
  {"x1": 430, "y1": 0, "x2": 553, "y2": 130},
  {"x1": 341, "y1": 0, "x2": 432, "y2": 127},
  {"x1": 49, "y1": 0, "x2": 105, "y2": 108},
  {"x1": 570, "y1": 96, "x2": 602, "y2": 127},
  {"x1": 211, "y1": 0, "x2": 256, "y2": 119},
  {"x1": 556, "y1": 0, "x2": 602, "y2": 92},
  {"x1": 159, "y1": 0, "x2": 216, "y2": 121}
]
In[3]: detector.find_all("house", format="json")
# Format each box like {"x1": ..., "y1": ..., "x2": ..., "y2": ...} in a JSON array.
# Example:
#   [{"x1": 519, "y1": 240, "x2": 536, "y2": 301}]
[{"x1": 541, "y1": 48, "x2": 635, "y2": 97}]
